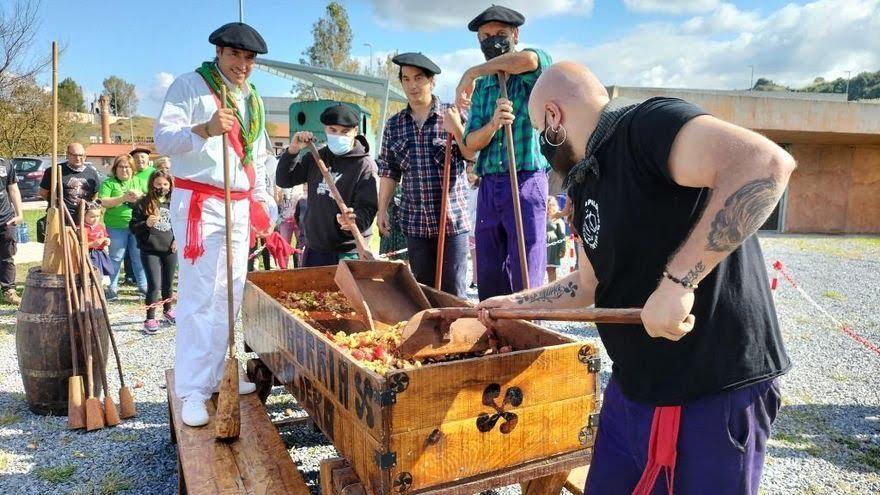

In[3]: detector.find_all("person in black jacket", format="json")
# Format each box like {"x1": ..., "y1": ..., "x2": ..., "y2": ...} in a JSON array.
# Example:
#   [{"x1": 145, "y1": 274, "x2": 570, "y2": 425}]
[
  {"x1": 130, "y1": 170, "x2": 177, "y2": 334},
  {"x1": 275, "y1": 104, "x2": 378, "y2": 266}
]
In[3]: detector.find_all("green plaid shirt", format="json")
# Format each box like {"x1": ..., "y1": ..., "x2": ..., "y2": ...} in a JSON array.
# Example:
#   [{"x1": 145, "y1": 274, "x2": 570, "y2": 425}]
[{"x1": 464, "y1": 48, "x2": 552, "y2": 177}]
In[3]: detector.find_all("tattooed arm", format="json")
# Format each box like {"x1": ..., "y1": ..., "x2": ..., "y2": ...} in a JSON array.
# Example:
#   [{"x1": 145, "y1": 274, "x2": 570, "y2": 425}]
[{"x1": 641, "y1": 115, "x2": 796, "y2": 341}]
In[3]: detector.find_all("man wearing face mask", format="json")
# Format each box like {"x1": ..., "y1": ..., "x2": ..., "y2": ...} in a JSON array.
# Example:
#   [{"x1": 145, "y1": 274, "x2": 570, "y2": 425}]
[
  {"x1": 456, "y1": 5, "x2": 552, "y2": 301},
  {"x1": 480, "y1": 62, "x2": 794, "y2": 494},
  {"x1": 276, "y1": 104, "x2": 378, "y2": 267},
  {"x1": 377, "y1": 53, "x2": 475, "y2": 298},
  {"x1": 154, "y1": 22, "x2": 276, "y2": 427}
]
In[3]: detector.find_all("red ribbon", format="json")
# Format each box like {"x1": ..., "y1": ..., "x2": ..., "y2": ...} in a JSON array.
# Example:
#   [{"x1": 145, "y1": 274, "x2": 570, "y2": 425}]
[
  {"x1": 263, "y1": 231, "x2": 295, "y2": 269},
  {"x1": 632, "y1": 405, "x2": 681, "y2": 495}
]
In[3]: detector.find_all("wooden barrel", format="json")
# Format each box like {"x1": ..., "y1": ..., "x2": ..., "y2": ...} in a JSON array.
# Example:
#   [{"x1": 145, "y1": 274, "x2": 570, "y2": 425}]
[{"x1": 15, "y1": 267, "x2": 109, "y2": 416}]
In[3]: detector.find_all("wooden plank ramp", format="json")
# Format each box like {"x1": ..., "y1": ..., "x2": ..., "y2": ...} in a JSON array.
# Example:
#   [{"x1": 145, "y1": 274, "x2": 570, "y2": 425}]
[
  {"x1": 166, "y1": 369, "x2": 310, "y2": 495},
  {"x1": 563, "y1": 465, "x2": 589, "y2": 495}
]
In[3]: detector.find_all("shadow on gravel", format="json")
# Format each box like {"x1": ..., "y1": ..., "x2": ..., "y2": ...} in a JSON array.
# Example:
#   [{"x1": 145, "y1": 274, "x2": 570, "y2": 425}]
[{"x1": 770, "y1": 403, "x2": 880, "y2": 474}]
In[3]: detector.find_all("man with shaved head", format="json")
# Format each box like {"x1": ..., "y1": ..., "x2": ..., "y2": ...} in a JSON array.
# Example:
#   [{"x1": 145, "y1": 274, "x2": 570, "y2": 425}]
[
  {"x1": 480, "y1": 62, "x2": 794, "y2": 494},
  {"x1": 38, "y1": 142, "x2": 100, "y2": 223}
]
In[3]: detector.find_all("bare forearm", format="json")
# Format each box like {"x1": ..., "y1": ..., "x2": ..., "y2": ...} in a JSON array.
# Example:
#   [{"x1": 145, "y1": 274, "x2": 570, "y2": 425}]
[
  {"x1": 449, "y1": 120, "x2": 476, "y2": 161},
  {"x1": 511, "y1": 270, "x2": 593, "y2": 309},
  {"x1": 99, "y1": 195, "x2": 127, "y2": 208},
  {"x1": 377, "y1": 177, "x2": 397, "y2": 211},
  {"x1": 466, "y1": 51, "x2": 538, "y2": 79},
  {"x1": 666, "y1": 157, "x2": 795, "y2": 285},
  {"x1": 9, "y1": 185, "x2": 22, "y2": 218},
  {"x1": 465, "y1": 120, "x2": 501, "y2": 152}
]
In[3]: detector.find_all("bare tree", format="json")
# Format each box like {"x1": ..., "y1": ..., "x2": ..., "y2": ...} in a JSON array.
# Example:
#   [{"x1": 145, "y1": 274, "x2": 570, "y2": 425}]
[{"x1": 0, "y1": 0, "x2": 49, "y2": 94}]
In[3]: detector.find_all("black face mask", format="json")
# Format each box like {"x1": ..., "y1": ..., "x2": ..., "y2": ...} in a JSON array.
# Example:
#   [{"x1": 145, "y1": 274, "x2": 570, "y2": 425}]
[
  {"x1": 480, "y1": 35, "x2": 513, "y2": 60},
  {"x1": 154, "y1": 187, "x2": 169, "y2": 197}
]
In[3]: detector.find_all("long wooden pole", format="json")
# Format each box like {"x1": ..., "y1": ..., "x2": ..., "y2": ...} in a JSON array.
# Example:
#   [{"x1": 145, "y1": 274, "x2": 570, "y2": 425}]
[
  {"x1": 434, "y1": 135, "x2": 453, "y2": 290},
  {"x1": 305, "y1": 142, "x2": 374, "y2": 260},
  {"x1": 215, "y1": 86, "x2": 241, "y2": 440},
  {"x1": 497, "y1": 72, "x2": 530, "y2": 289},
  {"x1": 424, "y1": 307, "x2": 644, "y2": 325}
]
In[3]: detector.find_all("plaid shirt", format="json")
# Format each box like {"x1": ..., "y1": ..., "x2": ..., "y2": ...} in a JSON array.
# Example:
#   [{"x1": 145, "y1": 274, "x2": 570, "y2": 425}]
[
  {"x1": 377, "y1": 97, "x2": 471, "y2": 238},
  {"x1": 464, "y1": 48, "x2": 552, "y2": 177}
]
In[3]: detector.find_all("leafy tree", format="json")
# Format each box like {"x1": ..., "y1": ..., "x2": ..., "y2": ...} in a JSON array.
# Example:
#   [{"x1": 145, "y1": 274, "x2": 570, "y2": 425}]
[
  {"x1": 0, "y1": 77, "x2": 75, "y2": 156},
  {"x1": 301, "y1": 1, "x2": 356, "y2": 72},
  {"x1": 0, "y1": 0, "x2": 50, "y2": 94},
  {"x1": 753, "y1": 70, "x2": 880, "y2": 101},
  {"x1": 58, "y1": 77, "x2": 84, "y2": 112},
  {"x1": 102, "y1": 75, "x2": 138, "y2": 116}
]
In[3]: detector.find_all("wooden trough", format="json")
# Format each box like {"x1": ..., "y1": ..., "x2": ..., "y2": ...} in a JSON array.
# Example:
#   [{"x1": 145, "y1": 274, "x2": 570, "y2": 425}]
[{"x1": 242, "y1": 262, "x2": 600, "y2": 494}]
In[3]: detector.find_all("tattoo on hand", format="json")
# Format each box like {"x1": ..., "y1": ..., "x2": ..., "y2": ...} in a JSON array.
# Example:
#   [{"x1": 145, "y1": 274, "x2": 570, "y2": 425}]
[
  {"x1": 515, "y1": 281, "x2": 578, "y2": 305},
  {"x1": 706, "y1": 176, "x2": 779, "y2": 252},
  {"x1": 680, "y1": 261, "x2": 705, "y2": 286}
]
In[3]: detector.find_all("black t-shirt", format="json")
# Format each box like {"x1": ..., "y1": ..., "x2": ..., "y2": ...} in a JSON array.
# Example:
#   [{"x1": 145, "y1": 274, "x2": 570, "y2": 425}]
[
  {"x1": 570, "y1": 97, "x2": 790, "y2": 405},
  {"x1": 39, "y1": 162, "x2": 100, "y2": 220},
  {"x1": 0, "y1": 160, "x2": 18, "y2": 225}
]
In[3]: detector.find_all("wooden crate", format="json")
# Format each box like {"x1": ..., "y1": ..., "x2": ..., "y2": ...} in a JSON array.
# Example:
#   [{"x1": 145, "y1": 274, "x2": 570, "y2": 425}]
[{"x1": 242, "y1": 266, "x2": 600, "y2": 494}]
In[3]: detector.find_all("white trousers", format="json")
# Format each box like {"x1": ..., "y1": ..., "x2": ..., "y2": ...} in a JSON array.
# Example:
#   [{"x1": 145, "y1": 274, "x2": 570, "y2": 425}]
[{"x1": 170, "y1": 188, "x2": 250, "y2": 402}]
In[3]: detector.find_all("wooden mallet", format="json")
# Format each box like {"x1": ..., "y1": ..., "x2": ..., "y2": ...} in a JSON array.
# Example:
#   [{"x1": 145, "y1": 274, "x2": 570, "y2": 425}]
[{"x1": 215, "y1": 85, "x2": 241, "y2": 441}]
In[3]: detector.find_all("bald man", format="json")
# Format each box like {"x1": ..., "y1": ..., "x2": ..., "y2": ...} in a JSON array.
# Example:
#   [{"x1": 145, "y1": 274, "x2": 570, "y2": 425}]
[
  {"x1": 479, "y1": 62, "x2": 794, "y2": 494},
  {"x1": 38, "y1": 142, "x2": 100, "y2": 223}
]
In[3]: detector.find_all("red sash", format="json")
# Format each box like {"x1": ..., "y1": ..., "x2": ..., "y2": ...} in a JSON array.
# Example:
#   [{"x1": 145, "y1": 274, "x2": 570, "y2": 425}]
[
  {"x1": 632, "y1": 405, "x2": 681, "y2": 495},
  {"x1": 175, "y1": 167, "x2": 271, "y2": 263}
]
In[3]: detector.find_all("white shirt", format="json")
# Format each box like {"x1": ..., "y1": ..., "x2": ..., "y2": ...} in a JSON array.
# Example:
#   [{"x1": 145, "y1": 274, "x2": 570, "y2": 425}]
[{"x1": 154, "y1": 70, "x2": 274, "y2": 202}]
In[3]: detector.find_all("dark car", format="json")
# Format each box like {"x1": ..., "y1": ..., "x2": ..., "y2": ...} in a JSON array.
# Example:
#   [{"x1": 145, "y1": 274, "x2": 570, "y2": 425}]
[{"x1": 12, "y1": 157, "x2": 50, "y2": 201}]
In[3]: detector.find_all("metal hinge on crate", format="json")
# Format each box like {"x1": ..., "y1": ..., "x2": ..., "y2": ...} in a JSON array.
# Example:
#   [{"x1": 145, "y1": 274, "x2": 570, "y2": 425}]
[
  {"x1": 578, "y1": 345, "x2": 601, "y2": 373},
  {"x1": 374, "y1": 389, "x2": 397, "y2": 406},
  {"x1": 375, "y1": 451, "x2": 398, "y2": 469}
]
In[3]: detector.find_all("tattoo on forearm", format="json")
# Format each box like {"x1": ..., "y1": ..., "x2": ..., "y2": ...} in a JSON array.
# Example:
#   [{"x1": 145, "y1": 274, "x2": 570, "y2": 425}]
[
  {"x1": 515, "y1": 281, "x2": 578, "y2": 305},
  {"x1": 706, "y1": 176, "x2": 779, "y2": 252},
  {"x1": 680, "y1": 261, "x2": 705, "y2": 286}
]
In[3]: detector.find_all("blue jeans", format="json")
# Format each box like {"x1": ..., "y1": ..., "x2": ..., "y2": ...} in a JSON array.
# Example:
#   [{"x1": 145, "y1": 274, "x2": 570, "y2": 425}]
[
  {"x1": 107, "y1": 227, "x2": 147, "y2": 294},
  {"x1": 406, "y1": 232, "x2": 468, "y2": 298}
]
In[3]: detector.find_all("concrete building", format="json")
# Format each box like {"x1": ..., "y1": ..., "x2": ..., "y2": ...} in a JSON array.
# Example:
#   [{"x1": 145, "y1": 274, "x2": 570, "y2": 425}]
[{"x1": 608, "y1": 87, "x2": 880, "y2": 234}]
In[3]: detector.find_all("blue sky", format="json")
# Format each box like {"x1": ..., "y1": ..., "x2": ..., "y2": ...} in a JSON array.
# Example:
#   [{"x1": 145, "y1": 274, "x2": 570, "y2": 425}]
[{"x1": 29, "y1": 0, "x2": 879, "y2": 116}]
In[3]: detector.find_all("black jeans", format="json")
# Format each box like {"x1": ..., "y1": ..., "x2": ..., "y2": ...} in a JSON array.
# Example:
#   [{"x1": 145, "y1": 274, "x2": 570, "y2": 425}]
[
  {"x1": 0, "y1": 225, "x2": 16, "y2": 291},
  {"x1": 406, "y1": 232, "x2": 468, "y2": 298},
  {"x1": 140, "y1": 250, "x2": 176, "y2": 320}
]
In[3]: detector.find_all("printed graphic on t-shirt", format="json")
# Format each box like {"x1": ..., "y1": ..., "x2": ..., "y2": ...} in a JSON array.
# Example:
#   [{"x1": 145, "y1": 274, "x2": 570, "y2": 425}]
[
  {"x1": 155, "y1": 206, "x2": 172, "y2": 232},
  {"x1": 66, "y1": 177, "x2": 89, "y2": 201},
  {"x1": 317, "y1": 172, "x2": 342, "y2": 197},
  {"x1": 581, "y1": 198, "x2": 600, "y2": 249}
]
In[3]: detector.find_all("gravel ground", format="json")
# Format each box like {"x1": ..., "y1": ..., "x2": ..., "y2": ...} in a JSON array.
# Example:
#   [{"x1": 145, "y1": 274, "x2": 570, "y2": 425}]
[{"x1": 0, "y1": 234, "x2": 878, "y2": 494}]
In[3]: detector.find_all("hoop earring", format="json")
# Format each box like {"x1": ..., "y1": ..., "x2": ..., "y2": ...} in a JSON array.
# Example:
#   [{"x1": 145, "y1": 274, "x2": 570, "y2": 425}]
[{"x1": 546, "y1": 124, "x2": 567, "y2": 147}]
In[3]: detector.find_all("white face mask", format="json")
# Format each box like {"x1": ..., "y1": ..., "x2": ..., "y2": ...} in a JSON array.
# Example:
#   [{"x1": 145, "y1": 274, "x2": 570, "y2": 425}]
[{"x1": 326, "y1": 134, "x2": 354, "y2": 155}]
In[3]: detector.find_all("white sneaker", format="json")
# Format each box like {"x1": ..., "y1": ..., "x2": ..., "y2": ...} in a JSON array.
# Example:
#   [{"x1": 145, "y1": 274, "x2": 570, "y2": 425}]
[
  {"x1": 213, "y1": 380, "x2": 257, "y2": 395},
  {"x1": 181, "y1": 399, "x2": 209, "y2": 427}
]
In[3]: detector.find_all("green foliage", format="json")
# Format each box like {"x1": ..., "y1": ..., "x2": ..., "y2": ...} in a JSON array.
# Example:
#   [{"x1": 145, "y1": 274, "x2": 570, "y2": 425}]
[
  {"x1": 301, "y1": 1, "x2": 355, "y2": 71},
  {"x1": 58, "y1": 77, "x2": 85, "y2": 112},
  {"x1": 102, "y1": 75, "x2": 138, "y2": 116},
  {"x1": 752, "y1": 69, "x2": 880, "y2": 101},
  {"x1": 0, "y1": 78, "x2": 77, "y2": 157},
  {"x1": 35, "y1": 463, "x2": 76, "y2": 483}
]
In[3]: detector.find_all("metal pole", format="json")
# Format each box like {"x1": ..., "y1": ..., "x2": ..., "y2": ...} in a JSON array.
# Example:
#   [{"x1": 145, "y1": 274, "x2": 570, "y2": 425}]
[
  {"x1": 749, "y1": 65, "x2": 754, "y2": 90},
  {"x1": 129, "y1": 113, "x2": 134, "y2": 145},
  {"x1": 376, "y1": 77, "x2": 391, "y2": 155},
  {"x1": 239, "y1": 0, "x2": 244, "y2": 22},
  {"x1": 845, "y1": 71, "x2": 851, "y2": 101},
  {"x1": 363, "y1": 43, "x2": 373, "y2": 74}
]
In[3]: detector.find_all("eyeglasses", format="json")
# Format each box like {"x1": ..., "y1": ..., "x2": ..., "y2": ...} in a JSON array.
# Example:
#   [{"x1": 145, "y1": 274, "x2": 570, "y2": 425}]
[{"x1": 68, "y1": 153, "x2": 85, "y2": 158}]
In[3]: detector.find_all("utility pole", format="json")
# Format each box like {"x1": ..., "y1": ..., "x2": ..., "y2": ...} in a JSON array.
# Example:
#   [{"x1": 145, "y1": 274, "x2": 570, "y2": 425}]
[
  {"x1": 364, "y1": 43, "x2": 373, "y2": 74},
  {"x1": 749, "y1": 65, "x2": 755, "y2": 90},
  {"x1": 239, "y1": 0, "x2": 244, "y2": 22},
  {"x1": 845, "y1": 70, "x2": 852, "y2": 101}
]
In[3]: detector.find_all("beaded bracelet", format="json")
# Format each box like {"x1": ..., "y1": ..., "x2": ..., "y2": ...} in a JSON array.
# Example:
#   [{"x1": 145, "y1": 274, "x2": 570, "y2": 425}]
[{"x1": 662, "y1": 271, "x2": 698, "y2": 290}]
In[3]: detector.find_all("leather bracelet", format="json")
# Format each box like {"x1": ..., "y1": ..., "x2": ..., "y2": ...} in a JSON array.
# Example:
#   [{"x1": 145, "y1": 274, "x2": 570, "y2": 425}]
[{"x1": 662, "y1": 270, "x2": 698, "y2": 290}]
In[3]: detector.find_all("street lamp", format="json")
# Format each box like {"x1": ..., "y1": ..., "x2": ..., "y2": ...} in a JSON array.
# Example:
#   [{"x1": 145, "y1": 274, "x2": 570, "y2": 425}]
[
  {"x1": 845, "y1": 70, "x2": 852, "y2": 101},
  {"x1": 363, "y1": 43, "x2": 373, "y2": 74}
]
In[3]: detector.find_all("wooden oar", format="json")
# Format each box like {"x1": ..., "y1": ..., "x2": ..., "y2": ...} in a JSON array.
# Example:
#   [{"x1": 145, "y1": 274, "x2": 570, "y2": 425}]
[
  {"x1": 215, "y1": 85, "x2": 240, "y2": 441},
  {"x1": 42, "y1": 41, "x2": 62, "y2": 274},
  {"x1": 305, "y1": 141, "x2": 374, "y2": 261},
  {"x1": 397, "y1": 307, "x2": 644, "y2": 359},
  {"x1": 497, "y1": 71, "x2": 530, "y2": 289},
  {"x1": 434, "y1": 134, "x2": 453, "y2": 290},
  {"x1": 79, "y1": 201, "x2": 120, "y2": 427}
]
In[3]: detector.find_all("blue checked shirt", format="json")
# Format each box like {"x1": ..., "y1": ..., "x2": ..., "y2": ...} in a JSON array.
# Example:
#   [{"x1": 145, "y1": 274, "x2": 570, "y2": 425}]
[
  {"x1": 377, "y1": 97, "x2": 471, "y2": 239},
  {"x1": 464, "y1": 48, "x2": 552, "y2": 177}
]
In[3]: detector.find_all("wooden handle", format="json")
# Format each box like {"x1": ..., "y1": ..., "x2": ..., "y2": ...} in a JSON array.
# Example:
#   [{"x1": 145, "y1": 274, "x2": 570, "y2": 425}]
[
  {"x1": 424, "y1": 307, "x2": 644, "y2": 325},
  {"x1": 434, "y1": 134, "x2": 453, "y2": 289},
  {"x1": 50, "y1": 41, "x2": 58, "y2": 207},
  {"x1": 305, "y1": 142, "x2": 373, "y2": 260},
  {"x1": 220, "y1": 86, "x2": 236, "y2": 359},
  {"x1": 497, "y1": 71, "x2": 530, "y2": 289}
]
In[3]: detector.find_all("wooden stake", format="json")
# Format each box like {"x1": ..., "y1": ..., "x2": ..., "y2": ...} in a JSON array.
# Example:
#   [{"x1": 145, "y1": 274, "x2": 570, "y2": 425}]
[
  {"x1": 434, "y1": 134, "x2": 453, "y2": 290},
  {"x1": 42, "y1": 41, "x2": 62, "y2": 274},
  {"x1": 497, "y1": 72, "x2": 530, "y2": 290},
  {"x1": 215, "y1": 85, "x2": 240, "y2": 441}
]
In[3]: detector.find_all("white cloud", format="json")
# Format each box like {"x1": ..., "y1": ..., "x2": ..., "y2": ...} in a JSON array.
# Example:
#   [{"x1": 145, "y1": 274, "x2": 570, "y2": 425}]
[
  {"x1": 136, "y1": 71, "x2": 175, "y2": 117},
  {"x1": 623, "y1": 0, "x2": 720, "y2": 15},
  {"x1": 365, "y1": 0, "x2": 594, "y2": 31},
  {"x1": 681, "y1": 3, "x2": 762, "y2": 34}
]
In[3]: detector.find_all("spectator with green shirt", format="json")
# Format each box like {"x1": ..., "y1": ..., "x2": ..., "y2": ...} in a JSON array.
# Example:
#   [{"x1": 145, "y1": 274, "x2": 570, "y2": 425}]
[
  {"x1": 130, "y1": 147, "x2": 155, "y2": 191},
  {"x1": 455, "y1": 4, "x2": 551, "y2": 300},
  {"x1": 98, "y1": 154, "x2": 148, "y2": 300}
]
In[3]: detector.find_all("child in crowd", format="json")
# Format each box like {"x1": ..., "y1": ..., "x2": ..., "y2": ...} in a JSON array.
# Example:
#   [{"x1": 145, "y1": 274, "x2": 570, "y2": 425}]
[
  {"x1": 129, "y1": 170, "x2": 176, "y2": 334},
  {"x1": 546, "y1": 196, "x2": 566, "y2": 283},
  {"x1": 83, "y1": 201, "x2": 112, "y2": 279}
]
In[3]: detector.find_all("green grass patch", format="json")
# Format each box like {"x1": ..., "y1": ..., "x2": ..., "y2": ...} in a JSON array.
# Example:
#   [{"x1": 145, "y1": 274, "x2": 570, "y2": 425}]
[
  {"x1": 772, "y1": 432, "x2": 822, "y2": 457},
  {"x1": 0, "y1": 410, "x2": 20, "y2": 426},
  {"x1": 0, "y1": 449, "x2": 12, "y2": 471},
  {"x1": 35, "y1": 463, "x2": 76, "y2": 483},
  {"x1": 108, "y1": 432, "x2": 138, "y2": 443},
  {"x1": 821, "y1": 290, "x2": 847, "y2": 301},
  {"x1": 98, "y1": 469, "x2": 133, "y2": 495}
]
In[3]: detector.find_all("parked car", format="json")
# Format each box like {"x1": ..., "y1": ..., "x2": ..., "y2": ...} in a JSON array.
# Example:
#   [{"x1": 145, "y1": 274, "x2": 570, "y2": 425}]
[{"x1": 12, "y1": 156, "x2": 106, "y2": 201}]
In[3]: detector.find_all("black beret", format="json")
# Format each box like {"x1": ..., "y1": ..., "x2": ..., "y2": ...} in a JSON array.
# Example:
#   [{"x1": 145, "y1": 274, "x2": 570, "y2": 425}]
[
  {"x1": 320, "y1": 104, "x2": 359, "y2": 127},
  {"x1": 468, "y1": 5, "x2": 525, "y2": 32},
  {"x1": 209, "y1": 22, "x2": 268, "y2": 55},
  {"x1": 392, "y1": 52, "x2": 441, "y2": 76},
  {"x1": 129, "y1": 147, "x2": 151, "y2": 156}
]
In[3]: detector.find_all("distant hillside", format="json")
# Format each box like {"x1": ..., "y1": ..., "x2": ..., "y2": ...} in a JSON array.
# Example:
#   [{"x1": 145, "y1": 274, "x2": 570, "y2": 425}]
[
  {"x1": 73, "y1": 116, "x2": 156, "y2": 145},
  {"x1": 753, "y1": 69, "x2": 880, "y2": 101}
]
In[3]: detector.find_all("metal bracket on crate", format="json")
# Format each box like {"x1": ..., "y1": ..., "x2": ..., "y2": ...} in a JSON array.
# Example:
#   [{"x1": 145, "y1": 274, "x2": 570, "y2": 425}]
[
  {"x1": 578, "y1": 345, "x2": 601, "y2": 373},
  {"x1": 375, "y1": 450, "x2": 398, "y2": 469},
  {"x1": 393, "y1": 471, "x2": 413, "y2": 493},
  {"x1": 374, "y1": 389, "x2": 397, "y2": 406},
  {"x1": 579, "y1": 414, "x2": 601, "y2": 446}
]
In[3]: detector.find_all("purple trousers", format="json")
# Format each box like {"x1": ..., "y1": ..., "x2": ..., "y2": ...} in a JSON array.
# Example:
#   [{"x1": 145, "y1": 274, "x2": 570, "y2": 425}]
[
  {"x1": 585, "y1": 376, "x2": 782, "y2": 495},
  {"x1": 475, "y1": 170, "x2": 548, "y2": 301}
]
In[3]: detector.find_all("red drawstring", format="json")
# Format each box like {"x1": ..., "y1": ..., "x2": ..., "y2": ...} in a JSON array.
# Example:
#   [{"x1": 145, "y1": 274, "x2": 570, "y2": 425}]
[{"x1": 632, "y1": 405, "x2": 681, "y2": 495}]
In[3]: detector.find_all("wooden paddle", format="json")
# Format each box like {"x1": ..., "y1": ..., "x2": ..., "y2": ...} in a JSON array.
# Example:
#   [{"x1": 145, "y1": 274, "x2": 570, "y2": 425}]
[
  {"x1": 42, "y1": 41, "x2": 63, "y2": 274},
  {"x1": 63, "y1": 199, "x2": 85, "y2": 429},
  {"x1": 434, "y1": 134, "x2": 453, "y2": 290},
  {"x1": 305, "y1": 141, "x2": 375, "y2": 261},
  {"x1": 215, "y1": 85, "x2": 241, "y2": 441},
  {"x1": 79, "y1": 201, "x2": 120, "y2": 427},
  {"x1": 497, "y1": 71, "x2": 530, "y2": 289},
  {"x1": 396, "y1": 307, "x2": 644, "y2": 359}
]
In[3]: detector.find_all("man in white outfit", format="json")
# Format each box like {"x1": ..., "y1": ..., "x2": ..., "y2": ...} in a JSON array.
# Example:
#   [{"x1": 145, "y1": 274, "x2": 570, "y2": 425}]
[{"x1": 154, "y1": 22, "x2": 275, "y2": 427}]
